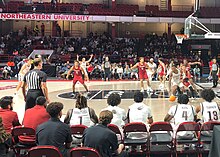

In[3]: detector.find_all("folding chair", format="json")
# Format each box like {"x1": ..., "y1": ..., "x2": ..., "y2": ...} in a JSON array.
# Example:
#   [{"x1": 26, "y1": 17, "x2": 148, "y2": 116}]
[
  {"x1": 199, "y1": 121, "x2": 220, "y2": 156},
  {"x1": 28, "y1": 146, "x2": 62, "y2": 157},
  {"x1": 70, "y1": 125, "x2": 88, "y2": 146},
  {"x1": 11, "y1": 126, "x2": 36, "y2": 157},
  {"x1": 123, "y1": 122, "x2": 148, "y2": 155},
  {"x1": 149, "y1": 122, "x2": 174, "y2": 157},
  {"x1": 107, "y1": 124, "x2": 123, "y2": 143},
  {"x1": 174, "y1": 122, "x2": 200, "y2": 157},
  {"x1": 70, "y1": 147, "x2": 101, "y2": 157}
]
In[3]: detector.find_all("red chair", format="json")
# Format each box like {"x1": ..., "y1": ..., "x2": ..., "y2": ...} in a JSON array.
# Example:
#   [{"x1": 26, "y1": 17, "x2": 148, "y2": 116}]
[
  {"x1": 149, "y1": 122, "x2": 174, "y2": 156},
  {"x1": 174, "y1": 122, "x2": 200, "y2": 157},
  {"x1": 70, "y1": 125, "x2": 87, "y2": 146},
  {"x1": 28, "y1": 146, "x2": 62, "y2": 157},
  {"x1": 70, "y1": 147, "x2": 101, "y2": 157},
  {"x1": 123, "y1": 122, "x2": 148, "y2": 155},
  {"x1": 11, "y1": 126, "x2": 36, "y2": 157},
  {"x1": 107, "y1": 124, "x2": 123, "y2": 143},
  {"x1": 199, "y1": 121, "x2": 220, "y2": 156},
  {"x1": 70, "y1": 124, "x2": 87, "y2": 137}
]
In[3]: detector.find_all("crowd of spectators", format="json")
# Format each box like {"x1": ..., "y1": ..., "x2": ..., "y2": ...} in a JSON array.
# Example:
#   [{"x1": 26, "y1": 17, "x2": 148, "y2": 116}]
[{"x1": 0, "y1": 29, "x2": 205, "y2": 81}]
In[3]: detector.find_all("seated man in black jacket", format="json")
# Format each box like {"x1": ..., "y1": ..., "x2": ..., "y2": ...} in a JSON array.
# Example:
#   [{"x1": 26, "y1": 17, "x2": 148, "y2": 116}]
[{"x1": 82, "y1": 110, "x2": 127, "y2": 157}]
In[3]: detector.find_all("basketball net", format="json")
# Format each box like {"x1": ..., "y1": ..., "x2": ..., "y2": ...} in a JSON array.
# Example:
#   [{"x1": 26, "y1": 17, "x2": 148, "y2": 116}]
[{"x1": 175, "y1": 34, "x2": 188, "y2": 44}]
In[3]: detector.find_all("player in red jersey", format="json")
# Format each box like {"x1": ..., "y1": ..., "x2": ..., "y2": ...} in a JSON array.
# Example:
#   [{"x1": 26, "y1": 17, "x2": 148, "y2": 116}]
[
  {"x1": 180, "y1": 65, "x2": 196, "y2": 98},
  {"x1": 182, "y1": 59, "x2": 201, "y2": 91},
  {"x1": 157, "y1": 58, "x2": 166, "y2": 90},
  {"x1": 131, "y1": 57, "x2": 153, "y2": 92},
  {"x1": 66, "y1": 60, "x2": 89, "y2": 97}
]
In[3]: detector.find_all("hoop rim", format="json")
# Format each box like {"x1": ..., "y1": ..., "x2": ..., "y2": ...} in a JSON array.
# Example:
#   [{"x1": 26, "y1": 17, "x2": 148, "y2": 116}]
[{"x1": 175, "y1": 34, "x2": 188, "y2": 39}]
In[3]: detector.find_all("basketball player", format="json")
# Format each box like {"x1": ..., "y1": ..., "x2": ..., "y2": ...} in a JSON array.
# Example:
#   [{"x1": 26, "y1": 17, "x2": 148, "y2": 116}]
[
  {"x1": 182, "y1": 59, "x2": 201, "y2": 91},
  {"x1": 157, "y1": 58, "x2": 166, "y2": 90},
  {"x1": 196, "y1": 89, "x2": 220, "y2": 123},
  {"x1": 164, "y1": 94, "x2": 197, "y2": 139},
  {"x1": 131, "y1": 57, "x2": 153, "y2": 92},
  {"x1": 147, "y1": 58, "x2": 157, "y2": 81},
  {"x1": 66, "y1": 60, "x2": 89, "y2": 97},
  {"x1": 181, "y1": 65, "x2": 196, "y2": 98},
  {"x1": 168, "y1": 64, "x2": 182, "y2": 96},
  {"x1": 15, "y1": 58, "x2": 32, "y2": 94},
  {"x1": 77, "y1": 54, "x2": 93, "y2": 81}
]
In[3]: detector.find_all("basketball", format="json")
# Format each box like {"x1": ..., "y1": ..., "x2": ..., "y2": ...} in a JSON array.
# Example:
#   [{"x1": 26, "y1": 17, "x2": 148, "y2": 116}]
[{"x1": 169, "y1": 95, "x2": 176, "y2": 102}]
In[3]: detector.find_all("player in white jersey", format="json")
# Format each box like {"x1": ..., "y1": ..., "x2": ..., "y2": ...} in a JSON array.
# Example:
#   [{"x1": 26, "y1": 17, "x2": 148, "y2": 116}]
[
  {"x1": 15, "y1": 58, "x2": 32, "y2": 94},
  {"x1": 77, "y1": 54, "x2": 93, "y2": 81},
  {"x1": 196, "y1": 89, "x2": 220, "y2": 123},
  {"x1": 102, "y1": 93, "x2": 126, "y2": 135},
  {"x1": 168, "y1": 64, "x2": 183, "y2": 96},
  {"x1": 127, "y1": 91, "x2": 153, "y2": 139},
  {"x1": 64, "y1": 94, "x2": 98, "y2": 126},
  {"x1": 164, "y1": 94, "x2": 197, "y2": 139},
  {"x1": 147, "y1": 58, "x2": 157, "y2": 82}
]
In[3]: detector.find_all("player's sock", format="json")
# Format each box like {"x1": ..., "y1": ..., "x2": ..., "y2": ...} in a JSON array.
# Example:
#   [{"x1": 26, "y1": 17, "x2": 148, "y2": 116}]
[
  {"x1": 177, "y1": 86, "x2": 182, "y2": 95},
  {"x1": 189, "y1": 86, "x2": 195, "y2": 98}
]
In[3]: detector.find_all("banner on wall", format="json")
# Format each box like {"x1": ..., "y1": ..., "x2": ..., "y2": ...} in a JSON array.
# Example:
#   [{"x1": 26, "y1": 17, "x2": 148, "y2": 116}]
[{"x1": 0, "y1": 13, "x2": 91, "y2": 21}]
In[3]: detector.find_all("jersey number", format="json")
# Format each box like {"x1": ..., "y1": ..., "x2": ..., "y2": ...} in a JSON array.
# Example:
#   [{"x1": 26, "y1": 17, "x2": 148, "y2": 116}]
[
  {"x1": 182, "y1": 111, "x2": 188, "y2": 120},
  {"x1": 208, "y1": 111, "x2": 218, "y2": 120}
]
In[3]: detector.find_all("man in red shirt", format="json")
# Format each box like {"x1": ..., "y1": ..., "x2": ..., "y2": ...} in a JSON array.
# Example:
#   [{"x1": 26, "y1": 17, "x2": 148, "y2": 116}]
[
  {"x1": 19, "y1": 96, "x2": 50, "y2": 143},
  {"x1": 22, "y1": 96, "x2": 50, "y2": 130},
  {"x1": 0, "y1": 96, "x2": 20, "y2": 134}
]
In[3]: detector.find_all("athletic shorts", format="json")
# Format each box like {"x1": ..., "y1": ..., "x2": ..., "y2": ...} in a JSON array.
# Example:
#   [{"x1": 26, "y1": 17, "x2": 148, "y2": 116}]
[
  {"x1": 18, "y1": 74, "x2": 24, "y2": 82},
  {"x1": 187, "y1": 73, "x2": 193, "y2": 79},
  {"x1": 73, "y1": 76, "x2": 84, "y2": 84},
  {"x1": 183, "y1": 78, "x2": 191, "y2": 87},
  {"x1": 159, "y1": 72, "x2": 166, "y2": 77},
  {"x1": 139, "y1": 72, "x2": 148, "y2": 80}
]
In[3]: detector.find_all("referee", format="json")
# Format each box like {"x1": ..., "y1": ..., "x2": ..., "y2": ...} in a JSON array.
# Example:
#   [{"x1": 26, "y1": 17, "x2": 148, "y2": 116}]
[
  {"x1": 211, "y1": 58, "x2": 219, "y2": 88},
  {"x1": 22, "y1": 58, "x2": 49, "y2": 110}
]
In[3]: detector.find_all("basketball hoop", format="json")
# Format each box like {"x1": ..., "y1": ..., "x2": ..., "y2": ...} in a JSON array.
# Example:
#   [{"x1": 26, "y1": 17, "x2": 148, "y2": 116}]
[{"x1": 175, "y1": 34, "x2": 188, "y2": 44}]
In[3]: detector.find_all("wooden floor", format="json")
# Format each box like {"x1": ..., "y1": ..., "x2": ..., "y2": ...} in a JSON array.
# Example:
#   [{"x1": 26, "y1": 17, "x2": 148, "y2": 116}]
[{"x1": 0, "y1": 80, "x2": 219, "y2": 123}]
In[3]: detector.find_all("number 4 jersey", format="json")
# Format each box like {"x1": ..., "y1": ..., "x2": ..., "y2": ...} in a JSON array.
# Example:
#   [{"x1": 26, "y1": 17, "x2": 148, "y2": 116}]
[
  {"x1": 200, "y1": 102, "x2": 220, "y2": 122},
  {"x1": 169, "y1": 104, "x2": 196, "y2": 125}
]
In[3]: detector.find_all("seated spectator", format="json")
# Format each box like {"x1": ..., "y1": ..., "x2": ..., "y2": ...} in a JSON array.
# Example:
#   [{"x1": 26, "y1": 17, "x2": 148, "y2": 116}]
[
  {"x1": 127, "y1": 91, "x2": 153, "y2": 139},
  {"x1": 111, "y1": 63, "x2": 118, "y2": 80},
  {"x1": 196, "y1": 89, "x2": 220, "y2": 136},
  {"x1": 123, "y1": 65, "x2": 131, "y2": 79},
  {"x1": 0, "y1": 117, "x2": 11, "y2": 157},
  {"x1": 2, "y1": 65, "x2": 13, "y2": 79},
  {"x1": 36, "y1": 102, "x2": 72, "y2": 157},
  {"x1": 64, "y1": 94, "x2": 98, "y2": 126},
  {"x1": 0, "y1": 96, "x2": 20, "y2": 134},
  {"x1": 117, "y1": 65, "x2": 123, "y2": 80},
  {"x1": 91, "y1": 65, "x2": 102, "y2": 80},
  {"x1": 82, "y1": 110, "x2": 127, "y2": 157},
  {"x1": 164, "y1": 94, "x2": 197, "y2": 139},
  {"x1": 130, "y1": 64, "x2": 138, "y2": 80},
  {"x1": 102, "y1": 93, "x2": 126, "y2": 131},
  {"x1": 193, "y1": 65, "x2": 200, "y2": 80},
  {"x1": 22, "y1": 96, "x2": 50, "y2": 130}
]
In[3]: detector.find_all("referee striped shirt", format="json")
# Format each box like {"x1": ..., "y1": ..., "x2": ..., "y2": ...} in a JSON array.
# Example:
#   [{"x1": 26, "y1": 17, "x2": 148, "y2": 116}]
[{"x1": 23, "y1": 69, "x2": 47, "y2": 90}]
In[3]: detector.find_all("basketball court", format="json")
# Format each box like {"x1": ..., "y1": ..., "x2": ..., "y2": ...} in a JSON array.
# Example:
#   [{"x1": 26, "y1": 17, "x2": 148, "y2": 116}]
[{"x1": 0, "y1": 79, "x2": 219, "y2": 123}]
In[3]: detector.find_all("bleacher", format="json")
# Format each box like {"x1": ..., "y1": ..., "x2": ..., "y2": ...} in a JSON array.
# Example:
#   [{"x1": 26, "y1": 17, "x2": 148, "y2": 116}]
[{"x1": 1, "y1": 1, "x2": 220, "y2": 18}]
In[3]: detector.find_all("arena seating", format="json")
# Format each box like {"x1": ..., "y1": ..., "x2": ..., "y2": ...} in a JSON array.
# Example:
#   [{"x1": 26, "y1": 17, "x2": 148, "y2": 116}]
[
  {"x1": 28, "y1": 146, "x2": 62, "y2": 157},
  {"x1": 1, "y1": 2, "x2": 219, "y2": 18},
  {"x1": 8, "y1": 121, "x2": 219, "y2": 156}
]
